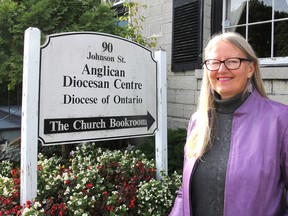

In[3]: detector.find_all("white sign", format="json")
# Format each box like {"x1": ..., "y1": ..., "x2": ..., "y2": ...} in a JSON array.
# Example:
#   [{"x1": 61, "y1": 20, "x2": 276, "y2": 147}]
[{"x1": 39, "y1": 32, "x2": 157, "y2": 145}]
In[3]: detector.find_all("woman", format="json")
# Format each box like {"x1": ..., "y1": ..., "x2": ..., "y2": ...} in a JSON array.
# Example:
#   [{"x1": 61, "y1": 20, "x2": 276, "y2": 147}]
[{"x1": 169, "y1": 32, "x2": 288, "y2": 216}]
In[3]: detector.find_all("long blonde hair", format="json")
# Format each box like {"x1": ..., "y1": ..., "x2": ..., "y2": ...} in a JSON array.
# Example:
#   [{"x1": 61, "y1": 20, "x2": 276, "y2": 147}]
[{"x1": 186, "y1": 32, "x2": 267, "y2": 159}]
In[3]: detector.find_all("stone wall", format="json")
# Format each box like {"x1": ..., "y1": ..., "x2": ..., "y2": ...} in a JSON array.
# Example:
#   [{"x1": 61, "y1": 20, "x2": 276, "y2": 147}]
[{"x1": 261, "y1": 67, "x2": 288, "y2": 103}]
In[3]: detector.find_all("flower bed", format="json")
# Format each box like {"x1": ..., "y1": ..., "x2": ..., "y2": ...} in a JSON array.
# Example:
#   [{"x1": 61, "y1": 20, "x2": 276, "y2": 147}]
[{"x1": 0, "y1": 143, "x2": 181, "y2": 215}]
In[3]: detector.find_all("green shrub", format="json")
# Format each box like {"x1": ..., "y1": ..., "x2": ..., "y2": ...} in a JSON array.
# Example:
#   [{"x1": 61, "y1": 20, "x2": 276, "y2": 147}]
[
  {"x1": 1, "y1": 144, "x2": 182, "y2": 215},
  {"x1": 135, "y1": 128, "x2": 187, "y2": 175}
]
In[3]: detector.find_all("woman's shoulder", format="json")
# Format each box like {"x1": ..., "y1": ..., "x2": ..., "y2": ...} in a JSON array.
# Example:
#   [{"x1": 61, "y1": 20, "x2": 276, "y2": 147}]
[
  {"x1": 260, "y1": 96, "x2": 288, "y2": 115},
  {"x1": 251, "y1": 90, "x2": 288, "y2": 115}
]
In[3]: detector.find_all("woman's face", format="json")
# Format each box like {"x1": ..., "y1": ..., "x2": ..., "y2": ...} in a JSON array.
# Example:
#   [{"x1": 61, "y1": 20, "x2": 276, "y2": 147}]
[{"x1": 206, "y1": 40, "x2": 255, "y2": 100}]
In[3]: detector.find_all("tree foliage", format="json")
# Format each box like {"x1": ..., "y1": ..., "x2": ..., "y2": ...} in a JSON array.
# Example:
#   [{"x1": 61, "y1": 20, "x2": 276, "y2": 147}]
[{"x1": 0, "y1": 0, "x2": 154, "y2": 92}]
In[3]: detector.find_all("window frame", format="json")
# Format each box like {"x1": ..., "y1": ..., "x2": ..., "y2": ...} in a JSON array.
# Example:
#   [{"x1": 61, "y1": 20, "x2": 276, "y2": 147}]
[
  {"x1": 102, "y1": 0, "x2": 124, "y2": 6},
  {"x1": 223, "y1": 0, "x2": 288, "y2": 67}
]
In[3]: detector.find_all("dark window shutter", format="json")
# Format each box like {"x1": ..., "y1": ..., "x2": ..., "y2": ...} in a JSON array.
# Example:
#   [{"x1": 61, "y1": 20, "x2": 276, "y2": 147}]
[{"x1": 172, "y1": 0, "x2": 203, "y2": 72}]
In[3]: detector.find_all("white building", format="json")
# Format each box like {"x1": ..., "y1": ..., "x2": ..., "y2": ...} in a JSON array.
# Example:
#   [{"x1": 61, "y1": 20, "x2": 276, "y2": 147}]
[{"x1": 120, "y1": 0, "x2": 288, "y2": 129}]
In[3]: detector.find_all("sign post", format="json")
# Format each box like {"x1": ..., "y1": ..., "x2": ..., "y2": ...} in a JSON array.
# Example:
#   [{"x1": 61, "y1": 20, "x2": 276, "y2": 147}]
[
  {"x1": 21, "y1": 27, "x2": 40, "y2": 204},
  {"x1": 21, "y1": 30, "x2": 167, "y2": 204},
  {"x1": 155, "y1": 50, "x2": 168, "y2": 179}
]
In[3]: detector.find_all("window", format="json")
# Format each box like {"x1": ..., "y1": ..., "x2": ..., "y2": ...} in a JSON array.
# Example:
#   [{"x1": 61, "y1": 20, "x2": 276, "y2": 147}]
[
  {"x1": 172, "y1": 0, "x2": 203, "y2": 72},
  {"x1": 102, "y1": 0, "x2": 127, "y2": 26},
  {"x1": 224, "y1": 0, "x2": 288, "y2": 66}
]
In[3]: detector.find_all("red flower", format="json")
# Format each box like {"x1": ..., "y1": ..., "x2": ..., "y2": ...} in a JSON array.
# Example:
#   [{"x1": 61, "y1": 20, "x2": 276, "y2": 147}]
[
  {"x1": 25, "y1": 200, "x2": 32, "y2": 208},
  {"x1": 10, "y1": 168, "x2": 19, "y2": 177},
  {"x1": 58, "y1": 202, "x2": 67, "y2": 210},
  {"x1": 129, "y1": 198, "x2": 136, "y2": 208},
  {"x1": 136, "y1": 161, "x2": 143, "y2": 167},
  {"x1": 13, "y1": 178, "x2": 20, "y2": 185},
  {"x1": 4, "y1": 198, "x2": 12, "y2": 205},
  {"x1": 106, "y1": 205, "x2": 115, "y2": 211},
  {"x1": 86, "y1": 183, "x2": 93, "y2": 189},
  {"x1": 12, "y1": 191, "x2": 20, "y2": 199},
  {"x1": 64, "y1": 180, "x2": 71, "y2": 185}
]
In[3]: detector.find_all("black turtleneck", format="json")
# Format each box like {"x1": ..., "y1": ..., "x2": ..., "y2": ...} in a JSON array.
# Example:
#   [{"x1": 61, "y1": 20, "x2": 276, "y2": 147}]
[{"x1": 190, "y1": 92, "x2": 249, "y2": 216}]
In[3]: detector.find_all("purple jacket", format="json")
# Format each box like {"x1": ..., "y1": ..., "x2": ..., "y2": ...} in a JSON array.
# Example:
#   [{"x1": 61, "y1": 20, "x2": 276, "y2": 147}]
[{"x1": 170, "y1": 90, "x2": 288, "y2": 216}]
